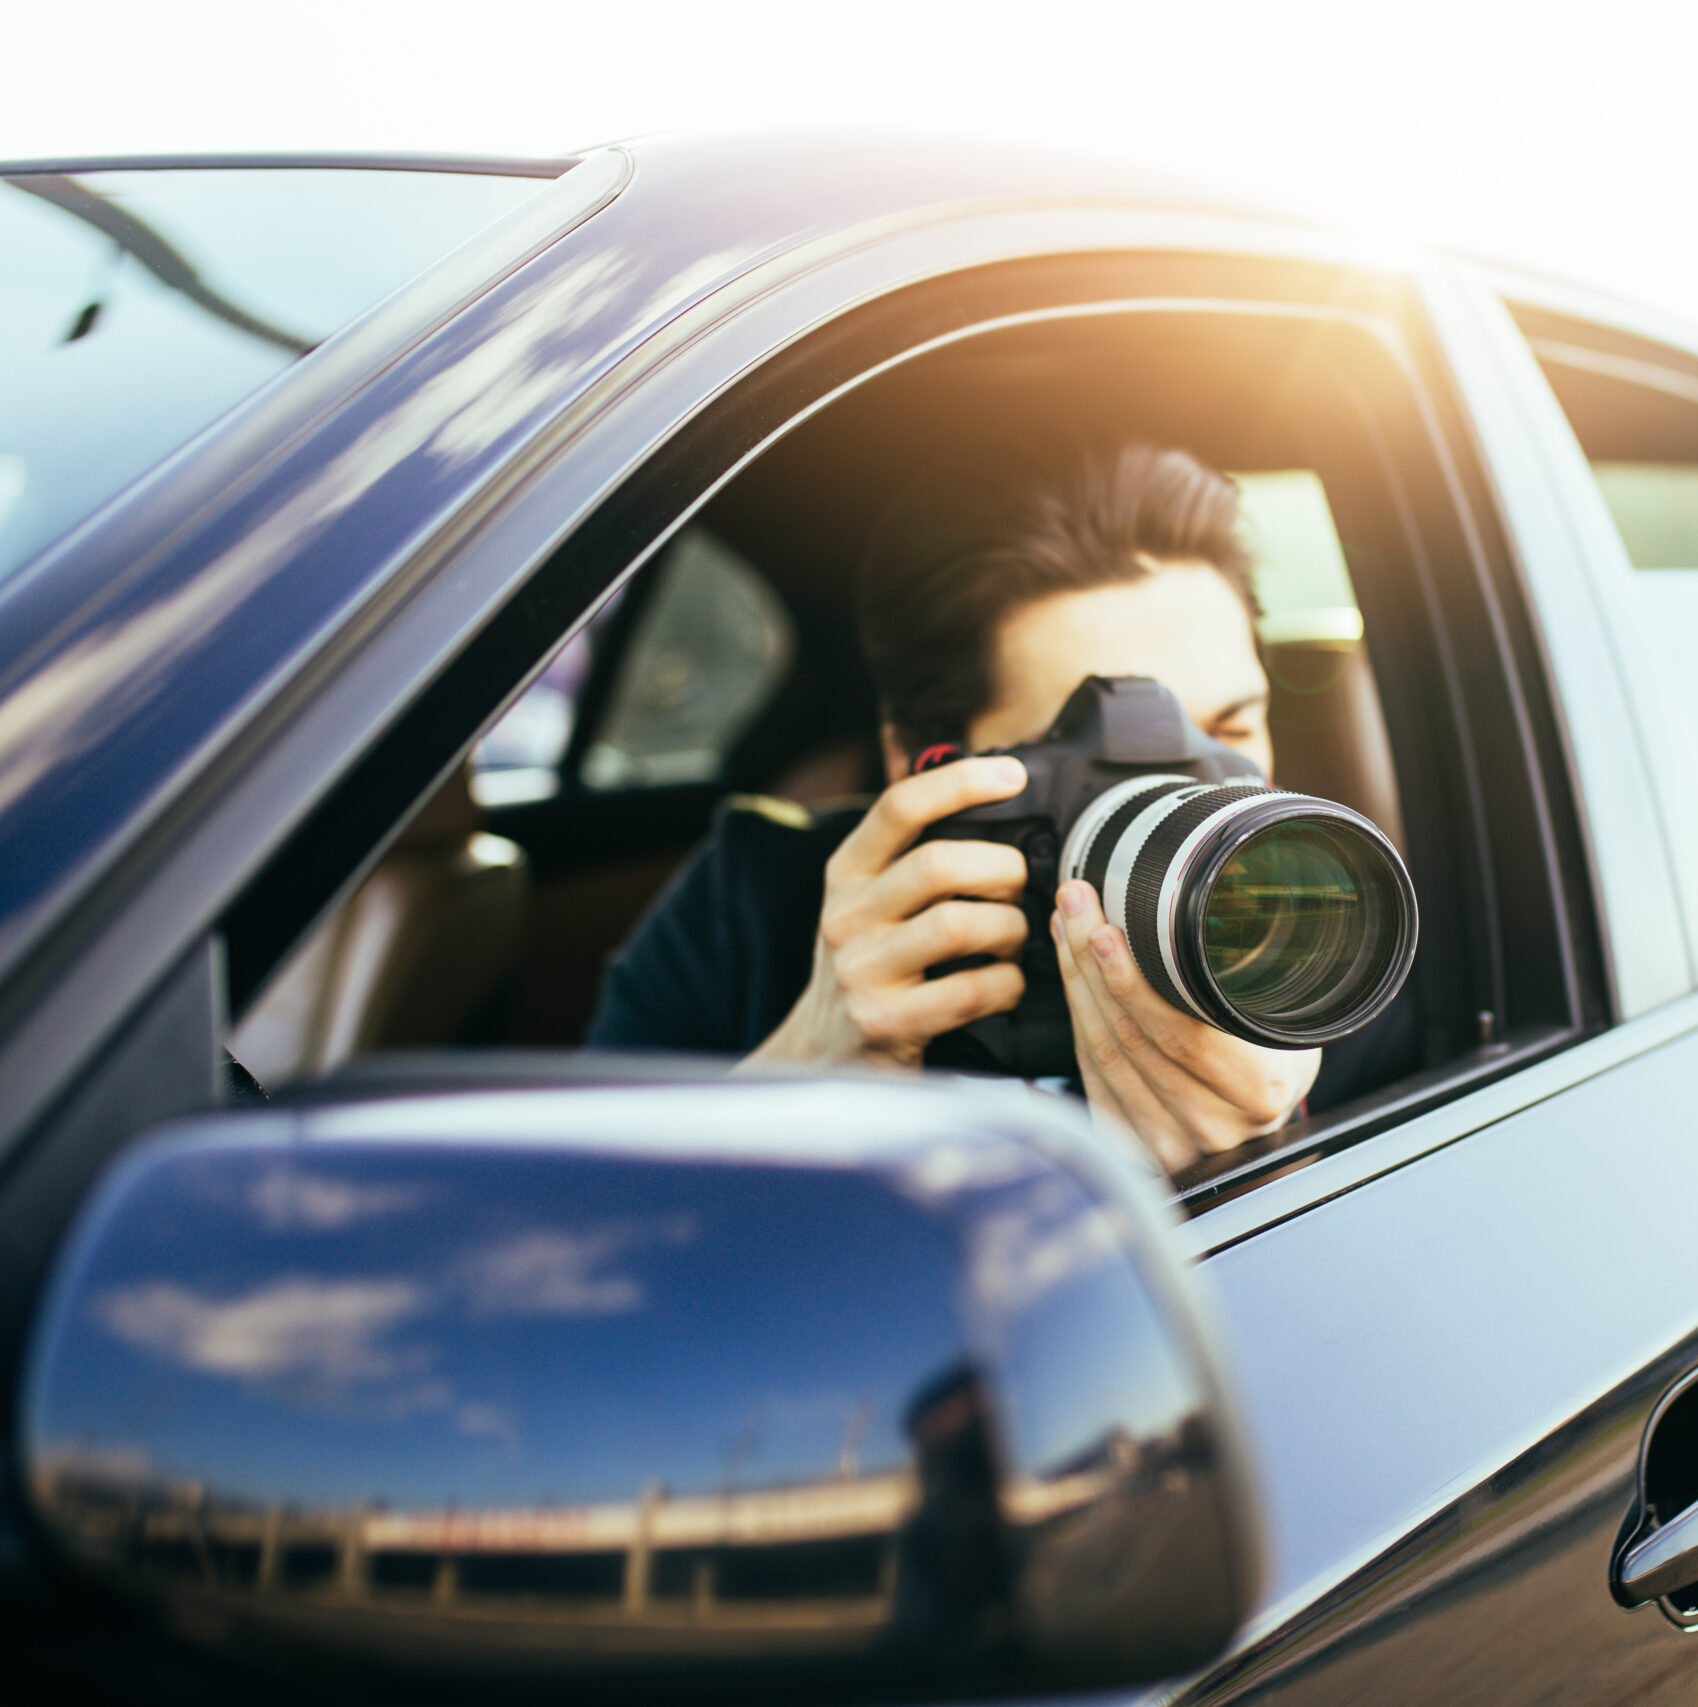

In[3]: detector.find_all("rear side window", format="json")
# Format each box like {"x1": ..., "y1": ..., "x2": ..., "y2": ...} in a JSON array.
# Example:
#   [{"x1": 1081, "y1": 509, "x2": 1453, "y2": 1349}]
[
  {"x1": 470, "y1": 526, "x2": 795, "y2": 805},
  {"x1": 0, "y1": 166, "x2": 547, "y2": 584},
  {"x1": 581, "y1": 530, "x2": 793, "y2": 789},
  {"x1": 1591, "y1": 463, "x2": 1698, "y2": 571},
  {"x1": 1509, "y1": 305, "x2": 1698, "y2": 671}
]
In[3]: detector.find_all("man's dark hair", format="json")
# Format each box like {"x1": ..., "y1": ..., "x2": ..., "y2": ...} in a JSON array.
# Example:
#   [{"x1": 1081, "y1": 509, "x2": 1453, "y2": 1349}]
[{"x1": 858, "y1": 442, "x2": 1257, "y2": 752}]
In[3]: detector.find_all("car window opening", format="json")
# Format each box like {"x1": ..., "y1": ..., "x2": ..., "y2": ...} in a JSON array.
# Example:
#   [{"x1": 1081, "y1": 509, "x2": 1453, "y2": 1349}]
[{"x1": 225, "y1": 297, "x2": 1568, "y2": 1200}]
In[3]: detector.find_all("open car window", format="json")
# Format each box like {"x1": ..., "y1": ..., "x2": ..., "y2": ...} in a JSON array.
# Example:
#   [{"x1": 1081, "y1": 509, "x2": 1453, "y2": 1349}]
[{"x1": 222, "y1": 272, "x2": 1593, "y2": 1217}]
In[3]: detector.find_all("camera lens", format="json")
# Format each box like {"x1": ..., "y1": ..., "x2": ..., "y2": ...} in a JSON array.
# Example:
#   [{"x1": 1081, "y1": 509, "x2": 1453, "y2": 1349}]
[{"x1": 1060, "y1": 779, "x2": 1416, "y2": 1047}]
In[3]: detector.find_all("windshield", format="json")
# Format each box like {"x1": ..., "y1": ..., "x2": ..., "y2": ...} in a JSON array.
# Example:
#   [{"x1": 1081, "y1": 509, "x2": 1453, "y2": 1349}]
[{"x1": 0, "y1": 166, "x2": 551, "y2": 584}]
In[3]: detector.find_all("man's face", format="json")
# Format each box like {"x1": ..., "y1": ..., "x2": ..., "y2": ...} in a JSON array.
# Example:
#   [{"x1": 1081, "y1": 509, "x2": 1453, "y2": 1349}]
[{"x1": 961, "y1": 561, "x2": 1273, "y2": 775}]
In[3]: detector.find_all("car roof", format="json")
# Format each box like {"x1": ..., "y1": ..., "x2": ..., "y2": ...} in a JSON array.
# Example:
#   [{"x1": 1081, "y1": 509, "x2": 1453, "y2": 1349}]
[
  {"x1": 0, "y1": 130, "x2": 1337, "y2": 232},
  {"x1": 13, "y1": 136, "x2": 1679, "y2": 338}
]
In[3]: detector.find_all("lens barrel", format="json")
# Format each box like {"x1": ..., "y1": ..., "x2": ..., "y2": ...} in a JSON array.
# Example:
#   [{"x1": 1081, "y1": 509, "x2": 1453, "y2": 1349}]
[{"x1": 1059, "y1": 777, "x2": 1417, "y2": 1047}]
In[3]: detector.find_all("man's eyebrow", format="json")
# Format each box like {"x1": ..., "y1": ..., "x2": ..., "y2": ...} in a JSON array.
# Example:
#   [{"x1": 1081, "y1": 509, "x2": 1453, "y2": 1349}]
[{"x1": 1211, "y1": 692, "x2": 1270, "y2": 722}]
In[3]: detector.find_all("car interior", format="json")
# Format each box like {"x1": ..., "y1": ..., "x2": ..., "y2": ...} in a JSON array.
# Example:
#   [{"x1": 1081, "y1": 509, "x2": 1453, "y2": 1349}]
[{"x1": 224, "y1": 298, "x2": 1584, "y2": 1191}]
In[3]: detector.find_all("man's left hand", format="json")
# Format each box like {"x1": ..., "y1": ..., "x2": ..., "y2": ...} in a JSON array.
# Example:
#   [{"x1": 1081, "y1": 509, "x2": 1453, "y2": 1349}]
[{"x1": 1051, "y1": 878, "x2": 1319, "y2": 1178}]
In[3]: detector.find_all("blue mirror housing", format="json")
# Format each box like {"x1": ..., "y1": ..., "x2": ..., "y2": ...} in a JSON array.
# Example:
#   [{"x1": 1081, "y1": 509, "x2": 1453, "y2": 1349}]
[{"x1": 20, "y1": 1072, "x2": 1263, "y2": 1697}]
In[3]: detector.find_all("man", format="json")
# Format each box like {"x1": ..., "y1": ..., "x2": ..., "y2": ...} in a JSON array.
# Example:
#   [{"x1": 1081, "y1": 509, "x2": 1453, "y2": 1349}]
[{"x1": 587, "y1": 444, "x2": 1415, "y2": 1175}]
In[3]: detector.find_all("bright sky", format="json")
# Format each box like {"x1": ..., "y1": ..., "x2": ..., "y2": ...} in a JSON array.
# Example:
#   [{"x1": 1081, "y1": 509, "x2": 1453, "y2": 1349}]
[{"x1": 6, "y1": 0, "x2": 1697, "y2": 323}]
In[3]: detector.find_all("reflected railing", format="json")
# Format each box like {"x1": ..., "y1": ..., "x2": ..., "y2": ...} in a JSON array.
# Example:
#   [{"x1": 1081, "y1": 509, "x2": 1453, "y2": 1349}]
[
  {"x1": 36, "y1": 1457, "x2": 915, "y2": 1629},
  {"x1": 34, "y1": 1412, "x2": 1209, "y2": 1636}
]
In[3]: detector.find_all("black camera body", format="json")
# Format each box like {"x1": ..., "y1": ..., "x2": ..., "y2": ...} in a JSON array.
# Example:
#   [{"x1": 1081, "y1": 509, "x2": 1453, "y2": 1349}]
[
  {"x1": 917, "y1": 674, "x2": 1415, "y2": 1080},
  {"x1": 919, "y1": 676, "x2": 1262, "y2": 1079}
]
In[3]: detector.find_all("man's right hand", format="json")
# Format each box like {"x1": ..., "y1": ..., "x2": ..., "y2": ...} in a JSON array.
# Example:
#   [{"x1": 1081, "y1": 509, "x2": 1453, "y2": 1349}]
[{"x1": 747, "y1": 756, "x2": 1031, "y2": 1067}]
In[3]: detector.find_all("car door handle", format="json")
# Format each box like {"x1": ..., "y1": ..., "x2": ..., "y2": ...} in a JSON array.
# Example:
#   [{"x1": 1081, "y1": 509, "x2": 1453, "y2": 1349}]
[{"x1": 1616, "y1": 1499, "x2": 1698, "y2": 1605}]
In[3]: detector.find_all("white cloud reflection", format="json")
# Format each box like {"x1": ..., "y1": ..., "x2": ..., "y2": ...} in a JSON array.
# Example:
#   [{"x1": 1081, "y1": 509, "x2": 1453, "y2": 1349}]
[
  {"x1": 969, "y1": 1184, "x2": 1131, "y2": 1314},
  {"x1": 458, "y1": 1215, "x2": 696, "y2": 1318},
  {"x1": 91, "y1": 1212, "x2": 696, "y2": 1421},
  {"x1": 456, "y1": 1401, "x2": 520, "y2": 1456},
  {"x1": 894, "y1": 1139, "x2": 1046, "y2": 1205},
  {"x1": 95, "y1": 1275, "x2": 430, "y2": 1392},
  {"x1": 246, "y1": 1168, "x2": 424, "y2": 1231}
]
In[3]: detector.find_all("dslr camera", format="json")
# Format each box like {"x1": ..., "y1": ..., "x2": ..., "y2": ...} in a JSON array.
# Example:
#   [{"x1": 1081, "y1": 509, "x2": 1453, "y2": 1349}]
[{"x1": 918, "y1": 675, "x2": 1417, "y2": 1079}]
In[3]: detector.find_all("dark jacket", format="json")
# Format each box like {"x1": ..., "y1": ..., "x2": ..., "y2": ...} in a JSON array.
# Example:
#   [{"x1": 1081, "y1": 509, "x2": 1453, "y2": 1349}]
[{"x1": 586, "y1": 796, "x2": 1419, "y2": 1114}]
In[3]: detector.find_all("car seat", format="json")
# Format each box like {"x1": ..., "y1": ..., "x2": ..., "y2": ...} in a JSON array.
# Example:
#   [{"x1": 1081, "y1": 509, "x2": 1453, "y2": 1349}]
[{"x1": 227, "y1": 766, "x2": 529, "y2": 1087}]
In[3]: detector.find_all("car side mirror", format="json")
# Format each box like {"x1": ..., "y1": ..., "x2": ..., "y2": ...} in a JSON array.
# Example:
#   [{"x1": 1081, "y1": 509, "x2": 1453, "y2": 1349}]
[{"x1": 21, "y1": 1070, "x2": 1263, "y2": 1698}]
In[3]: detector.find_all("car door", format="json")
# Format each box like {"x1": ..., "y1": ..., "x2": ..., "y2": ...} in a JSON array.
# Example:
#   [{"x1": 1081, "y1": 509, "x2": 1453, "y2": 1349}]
[{"x1": 1149, "y1": 272, "x2": 1698, "y2": 1706}]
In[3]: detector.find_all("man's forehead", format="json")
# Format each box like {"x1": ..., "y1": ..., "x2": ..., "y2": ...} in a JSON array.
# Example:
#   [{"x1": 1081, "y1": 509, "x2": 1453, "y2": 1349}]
[{"x1": 998, "y1": 578, "x2": 1261, "y2": 690}]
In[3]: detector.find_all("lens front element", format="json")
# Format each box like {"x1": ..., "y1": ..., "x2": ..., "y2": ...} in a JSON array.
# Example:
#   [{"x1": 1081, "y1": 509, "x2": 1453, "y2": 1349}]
[{"x1": 1203, "y1": 819, "x2": 1401, "y2": 1033}]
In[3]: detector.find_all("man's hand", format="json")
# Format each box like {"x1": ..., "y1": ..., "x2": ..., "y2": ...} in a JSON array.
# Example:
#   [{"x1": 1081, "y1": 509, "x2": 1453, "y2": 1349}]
[
  {"x1": 1051, "y1": 878, "x2": 1319, "y2": 1176},
  {"x1": 748, "y1": 757, "x2": 1031, "y2": 1067}
]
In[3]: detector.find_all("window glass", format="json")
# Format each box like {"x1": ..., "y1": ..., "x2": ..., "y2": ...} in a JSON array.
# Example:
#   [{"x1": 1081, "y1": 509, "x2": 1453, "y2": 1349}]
[
  {"x1": 0, "y1": 167, "x2": 547, "y2": 583},
  {"x1": 468, "y1": 627, "x2": 595, "y2": 808},
  {"x1": 1590, "y1": 463, "x2": 1698, "y2": 570},
  {"x1": 1231, "y1": 468, "x2": 1404, "y2": 851},
  {"x1": 581, "y1": 530, "x2": 794, "y2": 789},
  {"x1": 469, "y1": 527, "x2": 794, "y2": 805}
]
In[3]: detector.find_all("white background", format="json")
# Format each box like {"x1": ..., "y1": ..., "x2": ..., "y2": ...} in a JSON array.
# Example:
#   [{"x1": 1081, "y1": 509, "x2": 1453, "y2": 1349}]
[{"x1": 5, "y1": 0, "x2": 1696, "y2": 321}]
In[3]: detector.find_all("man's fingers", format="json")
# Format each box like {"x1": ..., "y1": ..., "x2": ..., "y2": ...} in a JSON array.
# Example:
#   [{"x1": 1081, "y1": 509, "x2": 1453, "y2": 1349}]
[
  {"x1": 909, "y1": 959, "x2": 1026, "y2": 1035},
  {"x1": 847, "y1": 899, "x2": 1028, "y2": 987},
  {"x1": 1050, "y1": 906, "x2": 1177, "y2": 1122},
  {"x1": 1054, "y1": 919, "x2": 1202, "y2": 1173},
  {"x1": 1062, "y1": 884, "x2": 1316, "y2": 1126},
  {"x1": 845, "y1": 961, "x2": 1025, "y2": 1054},
  {"x1": 872, "y1": 837, "x2": 1029, "y2": 920},
  {"x1": 1055, "y1": 881, "x2": 1316, "y2": 1146},
  {"x1": 1052, "y1": 882, "x2": 1179, "y2": 1078},
  {"x1": 828, "y1": 756, "x2": 1027, "y2": 878}
]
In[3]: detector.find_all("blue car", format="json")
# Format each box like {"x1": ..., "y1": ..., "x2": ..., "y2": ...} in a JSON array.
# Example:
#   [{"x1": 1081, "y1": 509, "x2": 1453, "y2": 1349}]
[{"x1": 5, "y1": 133, "x2": 1698, "y2": 1704}]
